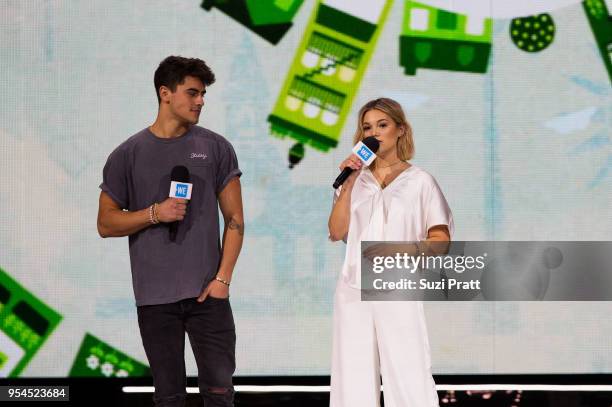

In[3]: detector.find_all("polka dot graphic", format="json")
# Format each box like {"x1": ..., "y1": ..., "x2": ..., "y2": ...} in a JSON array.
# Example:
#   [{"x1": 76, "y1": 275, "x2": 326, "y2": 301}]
[{"x1": 510, "y1": 14, "x2": 555, "y2": 52}]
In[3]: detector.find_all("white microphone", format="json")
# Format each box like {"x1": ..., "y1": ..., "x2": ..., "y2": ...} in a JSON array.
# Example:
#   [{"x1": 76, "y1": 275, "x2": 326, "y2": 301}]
[
  {"x1": 333, "y1": 137, "x2": 380, "y2": 189},
  {"x1": 168, "y1": 165, "x2": 193, "y2": 242}
]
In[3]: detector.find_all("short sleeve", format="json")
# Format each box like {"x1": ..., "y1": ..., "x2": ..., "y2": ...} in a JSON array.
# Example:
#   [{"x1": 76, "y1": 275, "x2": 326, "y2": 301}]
[
  {"x1": 99, "y1": 147, "x2": 129, "y2": 209},
  {"x1": 426, "y1": 177, "x2": 454, "y2": 237},
  {"x1": 216, "y1": 140, "x2": 242, "y2": 194}
]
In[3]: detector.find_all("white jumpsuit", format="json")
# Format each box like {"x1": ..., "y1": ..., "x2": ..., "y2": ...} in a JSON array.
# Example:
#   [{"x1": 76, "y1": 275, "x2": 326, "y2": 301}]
[{"x1": 330, "y1": 165, "x2": 454, "y2": 407}]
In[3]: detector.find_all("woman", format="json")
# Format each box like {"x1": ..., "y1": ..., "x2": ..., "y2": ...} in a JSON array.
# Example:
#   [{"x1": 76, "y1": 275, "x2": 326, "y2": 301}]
[{"x1": 328, "y1": 98, "x2": 453, "y2": 407}]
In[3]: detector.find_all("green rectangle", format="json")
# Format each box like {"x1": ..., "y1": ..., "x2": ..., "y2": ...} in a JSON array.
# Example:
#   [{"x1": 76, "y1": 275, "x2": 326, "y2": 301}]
[
  {"x1": 268, "y1": 0, "x2": 393, "y2": 159},
  {"x1": 402, "y1": 1, "x2": 492, "y2": 43},
  {"x1": 315, "y1": 4, "x2": 376, "y2": 42},
  {"x1": 69, "y1": 333, "x2": 150, "y2": 378},
  {"x1": 582, "y1": 0, "x2": 612, "y2": 85},
  {"x1": 0, "y1": 267, "x2": 62, "y2": 377},
  {"x1": 400, "y1": 36, "x2": 491, "y2": 75}
]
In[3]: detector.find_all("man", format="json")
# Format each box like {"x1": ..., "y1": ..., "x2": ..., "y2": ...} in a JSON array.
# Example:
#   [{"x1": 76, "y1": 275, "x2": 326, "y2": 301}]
[{"x1": 97, "y1": 56, "x2": 243, "y2": 407}]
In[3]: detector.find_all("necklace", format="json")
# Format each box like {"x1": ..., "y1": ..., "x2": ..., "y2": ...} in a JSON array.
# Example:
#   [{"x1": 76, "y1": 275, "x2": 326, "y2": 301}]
[
  {"x1": 377, "y1": 160, "x2": 402, "y2": 169},
  {"x1": 375, "y1": 161, "x2": 405, "y2": 189}
]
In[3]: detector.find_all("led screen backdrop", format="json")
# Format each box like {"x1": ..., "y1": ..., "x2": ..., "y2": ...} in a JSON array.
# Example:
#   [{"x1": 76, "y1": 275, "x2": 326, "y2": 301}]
[{"x1": 0, "y1": 0, "x2": 611, "y2": 377}]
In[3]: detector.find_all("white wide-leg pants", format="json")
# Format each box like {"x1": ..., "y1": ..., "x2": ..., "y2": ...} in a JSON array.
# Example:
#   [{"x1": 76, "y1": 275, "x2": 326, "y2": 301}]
[{"x1": 330, "y1": 279, "x2": 439, "y2": 407}]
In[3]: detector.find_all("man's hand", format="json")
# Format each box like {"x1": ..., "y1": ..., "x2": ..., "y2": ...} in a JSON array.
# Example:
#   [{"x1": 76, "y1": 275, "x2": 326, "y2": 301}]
[
  {"x1": 156, "y1": 197, "x2": 188, "y2": 222},
  {"x1": 197, "y1": 279, "x2": 230, "y2": 302}
]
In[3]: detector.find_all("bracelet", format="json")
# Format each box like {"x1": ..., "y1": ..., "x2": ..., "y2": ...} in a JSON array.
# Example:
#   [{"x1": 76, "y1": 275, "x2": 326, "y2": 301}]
[
  {"x1": 149, "y1": 204, "x2": 160, "y2": 225},
  {"x1": 153, "y1": 203, "x2": 160, "y2": 224},
  {"x1": 215, "y1": 276, "x2": 230, "y2": 286}
]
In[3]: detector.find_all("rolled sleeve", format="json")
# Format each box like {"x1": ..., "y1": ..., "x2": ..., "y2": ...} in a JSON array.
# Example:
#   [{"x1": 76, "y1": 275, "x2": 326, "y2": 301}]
[
  {"x1": 426, "y1": 178, "x2": 454, "y2": 237},
  {"x1": 216, "y1": 140, "x2": 242, "y2": 194},
  {"x1": 100, "y1": 147, "x2": 129, "y2": 209}
]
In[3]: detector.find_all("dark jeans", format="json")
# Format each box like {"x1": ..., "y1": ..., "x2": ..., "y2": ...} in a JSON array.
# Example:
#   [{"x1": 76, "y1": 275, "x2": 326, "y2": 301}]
[{"x1": 137, "y1": 296, "x2": 236, "y2": 407}]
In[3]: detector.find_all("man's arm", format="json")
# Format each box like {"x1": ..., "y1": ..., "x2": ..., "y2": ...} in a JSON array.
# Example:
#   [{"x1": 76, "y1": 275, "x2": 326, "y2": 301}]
[
  {"x1": 97, "y1": 191, "x2": 187, "y2": 238},
  {"x1": 197, "y1": 177, "x2": 244, "y2": 301}
]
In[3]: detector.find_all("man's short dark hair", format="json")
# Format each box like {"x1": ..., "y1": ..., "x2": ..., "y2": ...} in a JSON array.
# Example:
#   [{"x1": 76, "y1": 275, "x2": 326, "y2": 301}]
[{"x1": 154, "y1": 56, "x2": 216, "y2": 103}]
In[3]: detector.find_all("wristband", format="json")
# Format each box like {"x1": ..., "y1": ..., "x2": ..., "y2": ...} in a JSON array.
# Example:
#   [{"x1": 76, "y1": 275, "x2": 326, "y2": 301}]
[
  {"x1": 153, "y1": 202, "x2": 160, "y2": 224},
  {"x1": 149, "y1": 204, "x2": 160, "y2": 224}
]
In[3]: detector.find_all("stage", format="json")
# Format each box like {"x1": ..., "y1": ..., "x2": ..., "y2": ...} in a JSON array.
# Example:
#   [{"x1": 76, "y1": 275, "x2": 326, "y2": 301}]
[{"x1": 2, "y1": 375, "x2": 612, "y2": 406}]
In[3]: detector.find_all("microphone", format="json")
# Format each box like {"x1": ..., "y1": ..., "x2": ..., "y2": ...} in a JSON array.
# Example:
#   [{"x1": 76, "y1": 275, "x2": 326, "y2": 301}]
[
  {"x1": 333, "y1": 137, "x2": 380, "y2": 189},
  {"x1": 168, "y1": 165, "x2": 192, "y2": 242}
]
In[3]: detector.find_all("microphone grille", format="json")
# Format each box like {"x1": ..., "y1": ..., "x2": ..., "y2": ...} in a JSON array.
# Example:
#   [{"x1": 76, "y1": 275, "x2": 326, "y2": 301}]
[
  {"x1": 171, "y1": 165, "x2": 190, "y2": 182},
  {"x1": 363, "y1": 137, "x2": 380, "y2": 153}
]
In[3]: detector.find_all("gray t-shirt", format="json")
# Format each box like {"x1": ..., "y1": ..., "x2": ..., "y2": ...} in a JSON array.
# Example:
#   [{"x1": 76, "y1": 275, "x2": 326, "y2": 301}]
[{"x1": 100, "y1": 125, "x2": 241, "y2": 306}]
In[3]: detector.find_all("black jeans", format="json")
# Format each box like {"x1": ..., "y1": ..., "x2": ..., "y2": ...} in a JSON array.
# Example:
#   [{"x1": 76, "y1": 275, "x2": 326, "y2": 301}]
[{"x1": 137, "y1": 296, "x2": 236, "y2": 407}]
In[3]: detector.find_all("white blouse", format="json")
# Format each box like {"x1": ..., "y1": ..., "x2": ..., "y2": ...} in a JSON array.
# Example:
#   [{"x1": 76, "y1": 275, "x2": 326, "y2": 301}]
[{"x1": 334, "y1": 165, "x2": 454, "y2": 288}]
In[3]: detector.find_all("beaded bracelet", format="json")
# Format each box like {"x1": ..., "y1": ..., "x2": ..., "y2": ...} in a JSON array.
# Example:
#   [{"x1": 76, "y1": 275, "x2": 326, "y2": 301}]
[
  {"x1": 149, "y1": 204, "x2": 160, "y2": 224},
  {"x1": 215, "y1": 276, "x2": 230, "y2": 286},
  {"x1": 153, "y1": 203, "x2": 160, "y2": 224}
]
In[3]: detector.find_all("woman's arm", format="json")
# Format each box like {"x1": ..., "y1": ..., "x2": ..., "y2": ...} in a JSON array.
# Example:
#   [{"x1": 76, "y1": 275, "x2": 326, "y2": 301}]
[
  {"x1": 424, "y1": 224, "x2": 451, "y2": 255},
  {"x1": 328, "y1": 155, "x2": 362, "y2": 241},
  {"x1": 426, "y1": 224, "x2": 450, "y2": 241},
  {"x1": 363, "y1": 225, "x2": 451, "y2": 258},
  {"x1": 328, "y1": 185, "x2": 352, "y2": 241}
]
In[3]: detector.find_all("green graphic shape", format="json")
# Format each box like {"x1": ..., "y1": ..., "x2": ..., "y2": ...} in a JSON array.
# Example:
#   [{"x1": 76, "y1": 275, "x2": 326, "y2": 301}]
[
  {"x1": 201, "y1": 0, "x2": 304, "y2": 45},
  {"x1": 0, "y1": 351, "x2": 7, "y2": 370},
  {"x1": 246, "y1": 0, "x2": 304, "y2": 25},
  {"x1": 288, "y1": 142, "x2": 305, "y2": 168},
  {"x1": 400, "y1": 1, "x2": 492, "y2": 75},
  {"x1": 268, "y1": 0, "x2": 394, "y2": 165},
  {"x1": 510, "y1": 14, "x2": 556, "y2": 53},
  {"x1": 69, "y1": 333, "x2": 150, "y2": 378},
  {"x1": 0, "y1": 267, "x2": 62, "y2": 377},
  {"x1": 582, "y1": 0, "x2": 612, "y2": 85}
]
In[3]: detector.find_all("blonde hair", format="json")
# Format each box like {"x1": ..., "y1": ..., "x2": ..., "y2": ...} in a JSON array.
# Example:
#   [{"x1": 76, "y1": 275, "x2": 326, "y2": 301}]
[{"x1": 352, "y1": 98, "x2": 414, "y2": 167}]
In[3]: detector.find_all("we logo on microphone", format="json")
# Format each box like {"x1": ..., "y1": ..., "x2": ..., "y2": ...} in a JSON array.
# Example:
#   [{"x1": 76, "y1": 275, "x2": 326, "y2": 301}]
[
  {"x1": 357, "y1": 146, "x2": 372, "y2": 160},
  {"x1": 169, "y1": 181, "x2": 193, "y2": 199},
  {"x1": 352, "y1": 141, "x2": 377, "y2": 166}
]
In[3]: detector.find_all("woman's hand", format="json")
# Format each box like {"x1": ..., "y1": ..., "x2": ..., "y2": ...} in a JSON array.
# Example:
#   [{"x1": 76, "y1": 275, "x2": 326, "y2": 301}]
[
  {"x1": 339, "y1": 154, "x2": 362, "y2": 189},
  {"x1": 363, "y1": 243, "x2": 418, "y2": 261}
]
